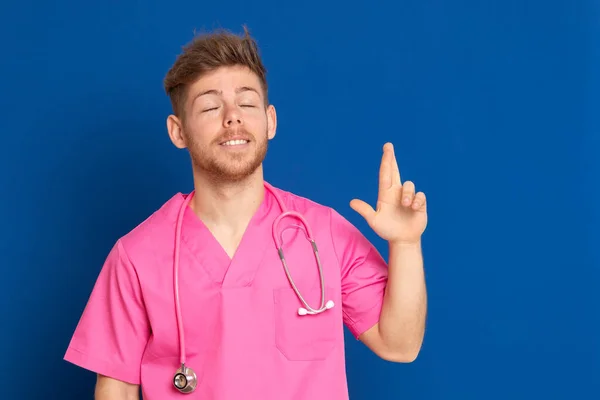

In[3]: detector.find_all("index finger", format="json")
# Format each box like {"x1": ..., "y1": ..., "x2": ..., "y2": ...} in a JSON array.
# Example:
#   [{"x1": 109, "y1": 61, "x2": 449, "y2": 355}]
[{"x1": 379, "y1": 143, "x2": 394, "y2": 193}]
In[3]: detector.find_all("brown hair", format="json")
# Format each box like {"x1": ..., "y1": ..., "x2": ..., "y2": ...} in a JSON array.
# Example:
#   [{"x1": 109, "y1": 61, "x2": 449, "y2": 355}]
[{"x1": 163, "y1": 26, "x2": 268, "y2": 119}]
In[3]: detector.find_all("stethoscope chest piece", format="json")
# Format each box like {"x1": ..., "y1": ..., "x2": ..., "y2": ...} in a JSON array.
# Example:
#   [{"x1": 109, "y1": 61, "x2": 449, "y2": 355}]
[{"x1": 173, "y1": 364, "x2": 197, "y2": 394}]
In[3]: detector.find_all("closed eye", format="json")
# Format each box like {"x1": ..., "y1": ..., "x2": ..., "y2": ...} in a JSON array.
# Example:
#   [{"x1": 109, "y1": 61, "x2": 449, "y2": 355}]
[{"x1": 202, "y1": 107, "x2": 219, "y2": 112}]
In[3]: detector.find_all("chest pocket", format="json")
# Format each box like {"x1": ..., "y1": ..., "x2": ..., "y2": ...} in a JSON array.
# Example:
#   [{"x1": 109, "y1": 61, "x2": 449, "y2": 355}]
[{"x1": 273, "y1": 286, "x2": 339, "y2": 361}]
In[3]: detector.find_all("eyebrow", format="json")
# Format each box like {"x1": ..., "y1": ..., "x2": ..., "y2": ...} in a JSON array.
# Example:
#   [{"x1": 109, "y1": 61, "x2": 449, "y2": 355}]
[{"x1": 193, "y1": 86, "x2": 261, "y2": 103}]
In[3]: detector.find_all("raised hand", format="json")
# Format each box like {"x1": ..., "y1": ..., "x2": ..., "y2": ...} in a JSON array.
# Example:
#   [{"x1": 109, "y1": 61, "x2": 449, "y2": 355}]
[{"x1": 350, "y1": 143, "x2": 428, "y2": 245}]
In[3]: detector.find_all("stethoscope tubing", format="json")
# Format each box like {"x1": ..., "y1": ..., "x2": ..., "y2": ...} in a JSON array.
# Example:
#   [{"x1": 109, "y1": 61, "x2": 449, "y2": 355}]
[{"x1": 173, "y1": 182, "x2": 332, "y2": 373}]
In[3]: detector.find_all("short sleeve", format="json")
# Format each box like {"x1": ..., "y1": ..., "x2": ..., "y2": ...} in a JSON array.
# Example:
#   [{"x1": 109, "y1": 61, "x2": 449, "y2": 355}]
[
  {"x1": 329, "y1": 209, "x2": 389, "y2": 339},
  {"x1": 63, "y1": 239, "x2": 150, "y2": 384}
]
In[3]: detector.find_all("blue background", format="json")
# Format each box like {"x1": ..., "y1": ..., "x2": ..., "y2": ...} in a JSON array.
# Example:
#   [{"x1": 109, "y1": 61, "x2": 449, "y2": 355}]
[{"x1": 1, "y1": 1, "x2": 598, "y2": 399}]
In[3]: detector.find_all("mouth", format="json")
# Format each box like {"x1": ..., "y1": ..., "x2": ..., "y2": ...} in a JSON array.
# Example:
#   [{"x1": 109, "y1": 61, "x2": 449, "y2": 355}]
[{"x1": 220, "y1": 139, "x2": 250, "y2": 146}]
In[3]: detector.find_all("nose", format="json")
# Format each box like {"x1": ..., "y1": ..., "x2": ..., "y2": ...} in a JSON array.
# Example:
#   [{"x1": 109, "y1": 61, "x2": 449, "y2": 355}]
[{"x1": 223, "y1": 104, "x2": 243, "y2": 127}]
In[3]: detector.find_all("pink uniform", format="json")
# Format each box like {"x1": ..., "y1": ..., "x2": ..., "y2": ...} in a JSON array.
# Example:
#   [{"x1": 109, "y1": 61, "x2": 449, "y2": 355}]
[{"x1": 64, "y1": 183, "x2": 388, "y2": 399}]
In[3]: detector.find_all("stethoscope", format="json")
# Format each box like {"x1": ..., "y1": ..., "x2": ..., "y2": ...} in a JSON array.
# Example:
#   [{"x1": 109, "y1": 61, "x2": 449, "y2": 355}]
[{"x1": 172, "y1": 182, "x2": 335, "y2": 394}]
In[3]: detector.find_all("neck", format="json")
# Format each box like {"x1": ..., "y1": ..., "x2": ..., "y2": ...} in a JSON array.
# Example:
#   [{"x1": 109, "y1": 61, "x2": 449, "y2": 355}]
[{"x1": 189, "y1": 166, "x2": 266, "y2": 231}]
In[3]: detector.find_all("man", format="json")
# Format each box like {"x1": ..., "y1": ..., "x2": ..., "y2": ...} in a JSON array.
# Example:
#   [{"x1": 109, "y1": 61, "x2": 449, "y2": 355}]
[{"x1": 64, "y1": 27, "x2": 428, "y2": 400}]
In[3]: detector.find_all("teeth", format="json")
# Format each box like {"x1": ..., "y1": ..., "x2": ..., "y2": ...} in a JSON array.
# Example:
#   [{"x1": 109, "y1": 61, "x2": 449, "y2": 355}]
[{"x1": 222, "y1": 139, "x2": 248, "y2": 146}]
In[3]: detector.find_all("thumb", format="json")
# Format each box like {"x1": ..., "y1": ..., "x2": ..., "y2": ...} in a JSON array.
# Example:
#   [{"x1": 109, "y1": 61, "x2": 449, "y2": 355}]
[{"x1": 349, "y1": 199, "x2": 376, "y2": 222}]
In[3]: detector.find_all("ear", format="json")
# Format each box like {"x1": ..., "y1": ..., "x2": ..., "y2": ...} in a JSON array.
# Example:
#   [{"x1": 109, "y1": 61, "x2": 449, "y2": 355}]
[
  {"x1": 166, "y1": 114, "x2": 187, "y2": 149},
  {"x1": 266, "y1": 104, "x2": 277, "y2": 140}
]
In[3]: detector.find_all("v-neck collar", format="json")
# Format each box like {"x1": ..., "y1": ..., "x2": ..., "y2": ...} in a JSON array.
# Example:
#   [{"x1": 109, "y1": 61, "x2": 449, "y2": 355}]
[{"x1": 179, "y1": 185, "x2": 277, "y2": 288}]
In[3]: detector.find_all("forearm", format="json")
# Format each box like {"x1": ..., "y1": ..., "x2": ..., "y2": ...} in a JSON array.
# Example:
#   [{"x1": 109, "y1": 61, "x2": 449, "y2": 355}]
[
  {"x1": 377, "y1": 240, "x2": 427, "y2": 360},
  {"x1": 95, "y1": 375, "x2": 139, "y2": 400}
]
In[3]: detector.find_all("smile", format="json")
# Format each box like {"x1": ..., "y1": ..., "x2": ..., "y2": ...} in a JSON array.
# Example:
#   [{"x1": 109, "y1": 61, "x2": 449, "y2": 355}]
[{"x1": 221, "y1": 139, "x2": 249, "y2": 146}]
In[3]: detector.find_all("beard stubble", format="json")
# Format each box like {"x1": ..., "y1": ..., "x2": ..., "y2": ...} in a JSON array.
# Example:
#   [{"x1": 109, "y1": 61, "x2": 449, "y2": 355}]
[{"x1": 187, "y1": 127, "x2": 269, "y2": 184}]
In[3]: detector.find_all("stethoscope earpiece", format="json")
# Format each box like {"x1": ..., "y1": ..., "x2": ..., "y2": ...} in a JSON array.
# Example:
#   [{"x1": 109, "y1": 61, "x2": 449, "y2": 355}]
[
  {"x1": 298, "y1": 300, "x2": 335, "y2": 316},
  {"x1": 173, "y1": 364, "x2": 198, "y2": 394}
]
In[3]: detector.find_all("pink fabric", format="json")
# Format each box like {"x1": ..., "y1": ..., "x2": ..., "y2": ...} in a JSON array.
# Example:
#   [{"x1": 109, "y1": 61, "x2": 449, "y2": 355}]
[{"x1": 64, "y1": 183, "x2": 388, "y2": 399}]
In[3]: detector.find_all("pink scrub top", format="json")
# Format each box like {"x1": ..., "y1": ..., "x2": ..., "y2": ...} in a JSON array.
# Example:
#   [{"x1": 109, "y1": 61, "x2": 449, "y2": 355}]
[{"x1": 64, "y1": 183, "x2": 388, "y2": 399}]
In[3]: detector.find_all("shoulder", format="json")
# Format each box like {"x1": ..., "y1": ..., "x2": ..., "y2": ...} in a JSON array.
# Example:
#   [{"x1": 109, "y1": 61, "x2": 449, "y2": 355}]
[
  {"x1": 268, "y1": 183, "x2": 335, "y2": 219},
  {"x1": 267, "y1": 183, "x2": 358, "y2": 235},
  {"x1": 267, "y1": 182, "x2": 383, "y2": 267},
  {"x1": 114, "y1": 192, "x2": 187, "y2": 262}
]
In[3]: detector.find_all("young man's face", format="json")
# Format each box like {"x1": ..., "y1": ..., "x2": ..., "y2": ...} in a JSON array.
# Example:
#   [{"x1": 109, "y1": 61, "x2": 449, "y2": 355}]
[{"x1": 168, "y1": 65, "x2": 277, "y2": 183}]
